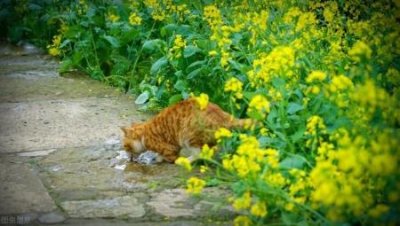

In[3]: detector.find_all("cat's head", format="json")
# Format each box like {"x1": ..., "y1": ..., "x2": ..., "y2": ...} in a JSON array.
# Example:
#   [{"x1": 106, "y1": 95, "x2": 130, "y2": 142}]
[{"x1": 121, "y1": 123, "x2": 146, "y2": 161}]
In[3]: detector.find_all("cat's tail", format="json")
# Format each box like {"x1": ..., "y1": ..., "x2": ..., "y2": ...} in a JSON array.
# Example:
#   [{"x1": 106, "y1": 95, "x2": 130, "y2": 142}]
[{"x1": 229, "y1": 118, "x2": 258, "y2": 130}]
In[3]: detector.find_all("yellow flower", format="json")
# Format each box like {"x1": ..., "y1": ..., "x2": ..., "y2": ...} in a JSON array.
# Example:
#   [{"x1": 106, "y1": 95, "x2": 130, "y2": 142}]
[
  {"x1": 199, "y1": 144, "x2": 214, "y2": 160},
  {"x1": 368, "y1": 204, "x2": 389, "y2": 218},
  {"x1": 48, "y1": 47, "x2": 60, "y2": 56},
  {"x1": 306, "y1": 85, "x2": 321, "y2": 95},
  {"x1": 52, "y1": 35, "x2": 62, "y2": 46},
  {"x1": 220, "y1": 50, "x2": 230, "y2": 67},
  {"x1": 305, "y1": 115, "x2": 327, "y2": 135},
  {"x1": 296, "y1": 12, "x2": 316, "y2": 31},
  {"x1": 232, "y1": 191, "x2": 251, "y2": 210},
  {"x1": 224, "y1": 77, "x2": 243, "y2": 99},
  {"x1": 129, "y1": 12, "x2": 142, "y2": 25},
  {"x1": 222, "y1": 157, "x2": 233, "y2": 171},
  {"x1": 306, "y1": 70, "x2": 327, "y2": 83},
  {"x1": 169, "y1": 35, "x2": 187, "y2": 58},
  {"x1": 284, "y1": 7, "x2": 302, "y2": 24},
  {"x1": 173, "y1": 35, "x2": 186, "y2": 48},
  {"x1": 250, "y1": 201, "x2": 267, "y2": 217},
  {"x1": 323, "y1": 8, "x2": 335, "y2": 23},
  {"x1": 186, "y1": 177, "x2": 206, "y2": 195},
  {"x1": 233, "y1": 215, "x2": 251, "y2": 226},
  {"x1": 200, "y1": 165, "x2": 208, "y2": 173},
  {"x1": 247, "y1": 94, "x2": 270, "y2": 118},
  {"x1": 194, "y1": 93, "x2": 209, "y2": 110},
  {"x1": 329, "y1": 74, "x2": 353, "y2": 92},
  {"x1": 175, "y1": 157, "x2": 192, "y2": 171},
  {"x1": 203, "y1": 5, "x2": 223, "y2": 28},
  {"x1": 348, "y1": 40, "x2": 372, "y2": 62},
  {"x1": 47, "y1": 34, "x2": 62, "y2": 56},
  {"x1": 208, "y1": 50, "x2": 218, "y2": 56},
  {"x1": 260, "y1": 127, "x2": 269, "y2": 135},
  {"x1": 215, "y1": 127, "x2": 232, "y2": 141},
  {"x1": 264, "y1": 172, "x2": 287, "y2": 187},
  {"x1": 107, "y1": 13, "x2": 120, "y2": 22}
]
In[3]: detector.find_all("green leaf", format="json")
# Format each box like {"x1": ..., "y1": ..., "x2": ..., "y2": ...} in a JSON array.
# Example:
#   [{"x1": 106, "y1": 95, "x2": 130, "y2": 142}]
[
  {"x1": 290, "y1": 126, "x2": 306, "y2": 143},
  {"x1": 287, "y1": 102, "x2": 304, "y2": 114},
  {"x1": 280, "y1": 154, "x2": 306, "y2": 169},
  {"x1": 135, "y1": 91, "x2": 150, "y2": 105},
  {"x1": 183, "y1": 45, "x2": 201, "y2": 58},
  {"x1": 150, "y1": 56, "x2": 168, "y2": 75},
  {"x1": 174, "y1": 79, "x2": 188, "y2": 91},
  {"x1": 169, "y1": 94, "x2": 183, "y2": 105},
  {"x1": 142, "y1": 39, "x2": 165, "y2": 53},
  {"x1": 229, "y1": 59, "x2": 245, "y2": 72},
  {"x1": 187, "y1": 68, "x2": 202, "y2": 79},
  {"x1": 102, "y1": 35, "x2": 120, "y2": 48},
  {"x1": 272, "y1": 77, "x2": 286, "y2": 89},
  {"x1": 59, "y1": 39, "x2": 71, "y2": 49},
  {"x1": 187, "y1": 60, "x2": 206, "y2": 71}
]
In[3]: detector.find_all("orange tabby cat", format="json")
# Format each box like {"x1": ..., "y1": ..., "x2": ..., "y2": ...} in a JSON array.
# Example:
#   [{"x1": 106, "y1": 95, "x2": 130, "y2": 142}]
[{"x1": 121, "y1": 98, "x2": 251, "y2": 163}]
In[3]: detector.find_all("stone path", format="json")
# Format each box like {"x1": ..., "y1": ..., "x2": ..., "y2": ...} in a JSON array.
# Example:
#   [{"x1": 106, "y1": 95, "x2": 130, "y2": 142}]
[{"x1": 0, "y1": 43, "x2": 233, "y2": 225}]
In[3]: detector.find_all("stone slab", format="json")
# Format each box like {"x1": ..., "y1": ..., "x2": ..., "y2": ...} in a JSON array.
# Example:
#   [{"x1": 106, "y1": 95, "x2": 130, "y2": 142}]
[
  {"x1": 38, "y1": 212, "x2": 66, "y2": 224},
  {"x1": 37, "y1": 146, "x2": 182, "y2": 201},
  {"x1": 0, "y1": 75, "x2": 126, "y2": 103},
  {"x1": 47, "y1": 219, "x2": 230, "y2": 226},
  {"x1": 0, "y1": 98, "x2": 145, "y2": 153},
  {"x1": 60, "y1": 196, "x2": 145, "y2": 218},
  {"x1": 0, "y1": 158, "x2": 57, "y2": 215},
  {"x1": 147, "y1": 188, "x2": 234, "y2": 219}
]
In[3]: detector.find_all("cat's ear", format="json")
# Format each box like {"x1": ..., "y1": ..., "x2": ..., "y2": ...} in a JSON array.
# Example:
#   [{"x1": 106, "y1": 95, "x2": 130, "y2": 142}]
[{"x1": 120, "y1": 126, "x2": 129, "y2": 135}]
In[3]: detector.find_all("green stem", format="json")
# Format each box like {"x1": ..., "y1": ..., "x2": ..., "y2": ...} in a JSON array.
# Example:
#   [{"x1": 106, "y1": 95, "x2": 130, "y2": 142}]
[
  {"x1": 89, "y1": 28, "x2": 101, "y2": 77},
  {"x1": 128, "y1": 21, "x2": 157, "y2": 91}
]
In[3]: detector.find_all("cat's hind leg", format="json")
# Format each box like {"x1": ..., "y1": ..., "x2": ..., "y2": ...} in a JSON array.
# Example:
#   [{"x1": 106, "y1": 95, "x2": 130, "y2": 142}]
[{"x1": 181, "y1": 141, "x2": 201, "y2": 163}]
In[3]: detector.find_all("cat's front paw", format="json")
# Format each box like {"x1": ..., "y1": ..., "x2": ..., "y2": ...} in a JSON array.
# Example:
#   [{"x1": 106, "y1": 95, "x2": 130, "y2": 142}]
[{"x1": 137, "y1": 150, "x2": 161, "y2": 165}]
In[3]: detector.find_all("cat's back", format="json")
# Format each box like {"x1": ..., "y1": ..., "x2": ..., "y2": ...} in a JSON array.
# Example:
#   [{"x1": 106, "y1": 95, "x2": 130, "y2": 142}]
[{"x1": 146, "y1": 99, "x2": 195, "y2": 140}]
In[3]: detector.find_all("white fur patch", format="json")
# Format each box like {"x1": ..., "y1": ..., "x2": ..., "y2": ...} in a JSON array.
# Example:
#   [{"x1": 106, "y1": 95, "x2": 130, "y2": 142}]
[{"x1": 133, "y1": 140, "x2": 145, "y2": 153}]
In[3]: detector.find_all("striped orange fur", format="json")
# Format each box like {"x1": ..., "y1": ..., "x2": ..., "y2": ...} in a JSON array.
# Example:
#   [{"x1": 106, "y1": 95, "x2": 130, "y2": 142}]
[{"x1": 121, "y1": 98, "x2": 251, "y2": 163}]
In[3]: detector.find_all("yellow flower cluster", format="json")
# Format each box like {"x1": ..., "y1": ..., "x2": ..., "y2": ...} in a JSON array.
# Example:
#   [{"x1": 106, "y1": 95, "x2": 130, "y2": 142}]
[
  {"x1": 203, "y1": 5, "x2": 223, "y2": 30},
  {"x1": 247, "y1": 95, "x2": 270, "y2": 119},
  {"x1": 199, "y1": 144, "x2": 214, "y2": 160},
  {"x1": 233, "y1": 215, "x2": 251, "y2": 226},
  {"x1": 224, "y1": 77, "x2": 243, "y2": 99},
  {"x1": 129, "y1": 12, "x2": 142, "y2": 25},
  {"x1": 186, "y1": 177, "x2": 206, "y2": 195},
  {"x1": 310, "y1": 129, "x2": 399, "y2": 221},
  {"x1": 175, "y1": 156, "x2": 192, "y2": 171},
  {"x1": 107, "y1": 13, "x2": 120, "y2": 22},
  {"x1": 295, "y1": 12, "x2": 316, "y2": 32},
  {"x1": 305, "y1": 115, "x2": 327, "y2": 136},
  {"x1": 306, "y1": 71, "x2": 327, "y2": 94},
  {"x1": 193, "y1": 93, "x2": 209, "y2": 110},
  {"x1": 232, "y1": 191, "x2": 251, "y2": 210},
  {"x1": 47, "y1": 34, "x2": 62, "y2": 56},
  {"x1": 214, "y1": 127, "x2": 232, "y2": 142},
  {"x1": 306, "y1": 71, "x2": 327, "y2": 83},
  {"x1": 143, "y1": 0, "x2": 165, "y2": 21},
  {"x1": 329, "y1": 74, "x2": 353, "y2": 92},
  {"x1": 250, "y1": 201, "x2": 267, "y2": 217},
  {"x1": 348, "y1": 40, "x2": 372, "y2": 62},
  {"x1": 323, "y1": 1, "x2": 338, "y2": 23},
  {"x1": 248, "y1": 46, "x2": 295, "y2": 87},
  {"x1": 165, "y1": 0, "x2": 190, "y2": 21},
  {"x1": 169, "y1": 35, "x2": 186, "y2": 58},
  {"x1": 203, "y1": 5, "x2": 236, "y2": 68},
  {"x1": 247, "y1": 10, "x2": 269, "y2": 45},
  {"x1": 222, "y1": 135, "x2": 278, "y2": 178}
]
